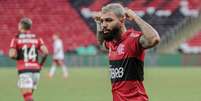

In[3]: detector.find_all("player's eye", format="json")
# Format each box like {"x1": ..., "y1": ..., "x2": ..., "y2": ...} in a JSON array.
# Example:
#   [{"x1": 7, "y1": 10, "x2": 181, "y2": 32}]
[{"x1": 105, "y1": 18, "x2": 113, "y2": 22}]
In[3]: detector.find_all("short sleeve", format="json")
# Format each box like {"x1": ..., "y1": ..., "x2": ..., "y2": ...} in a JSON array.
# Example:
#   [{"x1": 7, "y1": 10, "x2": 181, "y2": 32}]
[
  {"x1": 10, "y1": 38, "x2": 17, "y2": 48},
  {"x1": 129, "y1": 31, "x2": 144, "y2": 52}
]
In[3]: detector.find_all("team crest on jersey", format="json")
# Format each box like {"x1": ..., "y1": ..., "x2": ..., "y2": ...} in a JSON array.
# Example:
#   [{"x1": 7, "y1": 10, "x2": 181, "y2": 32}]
[{"x1": 117, "y1": 44, "x2": 125, "y2": 55}]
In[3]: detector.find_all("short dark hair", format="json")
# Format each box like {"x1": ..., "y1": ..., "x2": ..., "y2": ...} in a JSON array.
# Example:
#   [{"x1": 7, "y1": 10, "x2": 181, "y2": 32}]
[{"x1": 19, "y1": 17, "x2": 32, "y2": 30}]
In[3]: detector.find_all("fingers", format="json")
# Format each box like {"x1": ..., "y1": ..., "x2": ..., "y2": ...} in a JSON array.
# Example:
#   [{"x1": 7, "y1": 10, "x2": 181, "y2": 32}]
[
  {"x1": 124, "y1": 8, "x2": 135, "y2": 16},
  {"x1": 124, "y1": 8, "x2": 137, "y2": 21},
  {"x1": 92, "y1": 12, "x2": 101, "y2": 22}
]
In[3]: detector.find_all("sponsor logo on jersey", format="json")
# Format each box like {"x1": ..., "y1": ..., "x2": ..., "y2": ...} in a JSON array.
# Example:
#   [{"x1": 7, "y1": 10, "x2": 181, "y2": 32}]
[
  {"x1": 109, "y1": 65, "x2": 124, "y2": 79},
  {"x1": 117, "y1": 44, "x2": 125, "y2": 55}
]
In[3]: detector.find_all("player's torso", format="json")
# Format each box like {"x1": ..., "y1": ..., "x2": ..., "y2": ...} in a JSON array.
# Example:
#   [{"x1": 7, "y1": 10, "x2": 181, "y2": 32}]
[
  {"x1": 107, "y1": 35, "x2": 145, "y2": 90},
  {"x1": 15, "y1": 33, "x2": 41, "y2": 71},
  {"x1": 53, "y1": 39, "x2": 64, "y2": 59},
  {"x1": 107, "y1": 32, "x2": 148, "y2": 100}
]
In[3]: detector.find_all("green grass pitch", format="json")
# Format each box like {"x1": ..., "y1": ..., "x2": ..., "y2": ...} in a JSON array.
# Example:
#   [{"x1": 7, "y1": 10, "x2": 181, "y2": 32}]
[{"x1": 0, "y1": 67, "x2": 201, "y2": 101}]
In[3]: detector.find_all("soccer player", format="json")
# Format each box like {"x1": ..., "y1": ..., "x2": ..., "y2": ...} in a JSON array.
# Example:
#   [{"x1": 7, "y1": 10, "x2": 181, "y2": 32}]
[
  {"x1": 93, "y1": 3, "x2": 160, "y2": 101},
  {"x1": 9, "y1": 17, "x2": 48, "y2": 101},
  {"x1": 48, "y1": 33, "x2": 68, "y2": 79}
]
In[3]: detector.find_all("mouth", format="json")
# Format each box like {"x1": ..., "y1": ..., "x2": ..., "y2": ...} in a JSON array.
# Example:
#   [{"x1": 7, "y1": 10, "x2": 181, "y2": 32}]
[{"x1": 103, "y1": 29, "x2": 111, "y2": 34}]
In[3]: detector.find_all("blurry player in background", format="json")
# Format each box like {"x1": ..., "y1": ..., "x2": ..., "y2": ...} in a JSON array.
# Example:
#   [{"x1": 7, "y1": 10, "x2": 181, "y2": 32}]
[
  {"x1": 9, "y1": 17, "x2": 48, "y2": 101},
  {"x1": 93, "y1": 3, "x2": 160, "y2": 101},
  {"x1": 48, "y1": 33, "x2": 68, "y2": 79}
]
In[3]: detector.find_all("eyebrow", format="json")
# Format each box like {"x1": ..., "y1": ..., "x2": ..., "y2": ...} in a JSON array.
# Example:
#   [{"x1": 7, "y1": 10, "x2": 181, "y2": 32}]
[{"x1": 101, "y1": 17, "x2": 113, "y2": 20}]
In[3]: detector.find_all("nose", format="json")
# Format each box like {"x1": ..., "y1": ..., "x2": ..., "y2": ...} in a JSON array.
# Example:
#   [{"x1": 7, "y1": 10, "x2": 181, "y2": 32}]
[{"x1": 101, "y1": 21, "x2": 107, "y2": 29}]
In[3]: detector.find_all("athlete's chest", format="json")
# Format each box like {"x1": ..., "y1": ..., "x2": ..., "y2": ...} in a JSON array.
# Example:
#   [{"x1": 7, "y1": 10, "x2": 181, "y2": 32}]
[{"x1": 108, "y1": 39, "x2": 134, "y2": 60}]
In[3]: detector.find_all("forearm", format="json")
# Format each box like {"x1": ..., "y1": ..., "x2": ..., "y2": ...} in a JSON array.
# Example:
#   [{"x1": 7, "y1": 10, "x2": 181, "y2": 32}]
[
  {"x1": 40, "y1": 54, "x2": 48, "y2": 66},
  {"x1": 134, "y1": 16, "x2": 159, "y2": 43},
  {"x1": 40, "y1": 45, "x2": 49, "y2": 66},
  {"x1": 95, "y1": 23, "x2": 109, "y2": 51},
  {"x1": 92, "y1": 12, "x2": 106, "y2": 47},
  {"x1": 96, "y1": 22, "x2": 104, "y2": 45}
]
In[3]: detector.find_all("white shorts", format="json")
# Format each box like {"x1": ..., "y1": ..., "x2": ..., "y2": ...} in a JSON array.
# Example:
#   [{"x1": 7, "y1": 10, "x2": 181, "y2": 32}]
[{"x1": 17, "y1": 73, "x2": 40, "y2": 89}]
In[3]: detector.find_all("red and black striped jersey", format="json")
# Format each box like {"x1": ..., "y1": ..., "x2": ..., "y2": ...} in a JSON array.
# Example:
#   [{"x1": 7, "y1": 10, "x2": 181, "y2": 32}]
[
  {"x1": 105, "y1": 29, "x2": 148, "y2": 101},
  {"x1": 10, "y1": 32, "x2": 44, "y2": 73}
]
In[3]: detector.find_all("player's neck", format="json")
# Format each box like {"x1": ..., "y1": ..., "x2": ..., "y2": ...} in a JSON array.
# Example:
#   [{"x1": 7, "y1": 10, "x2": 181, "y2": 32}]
[
  {"x1": 118, "y1": 26, "x2": 127, "y2": 40},
  {"x1": 112, "y1": 26, "x2": 126, "y2": 42},
  {"x1": 121, "y1": 25, "x2": 127, "y2": 34}
]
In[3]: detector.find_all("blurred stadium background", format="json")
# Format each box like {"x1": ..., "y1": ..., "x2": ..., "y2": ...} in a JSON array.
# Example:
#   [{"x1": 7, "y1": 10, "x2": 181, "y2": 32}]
[{"x1": 0, "y1": 0, "x2": 201, "y2": 101}]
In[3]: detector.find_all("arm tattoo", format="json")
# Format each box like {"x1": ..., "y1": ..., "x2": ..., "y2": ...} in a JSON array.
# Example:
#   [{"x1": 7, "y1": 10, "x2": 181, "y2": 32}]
[{"x1": 139, "y1": 35, "x2": 150, "y2": 49}]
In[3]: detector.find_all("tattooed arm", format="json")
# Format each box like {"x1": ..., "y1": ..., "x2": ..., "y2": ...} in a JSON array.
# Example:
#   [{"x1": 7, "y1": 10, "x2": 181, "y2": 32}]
[{"x1": 125, "y1": 8, "x2": 160, "y2": 49}]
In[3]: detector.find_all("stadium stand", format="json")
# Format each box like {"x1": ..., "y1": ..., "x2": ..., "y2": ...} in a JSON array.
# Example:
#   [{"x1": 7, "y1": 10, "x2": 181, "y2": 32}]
[
  {"x1": 75, "y1": 0, "x2": 200, "y2": 41},
  {"x1": 179, "y1": 31, "x2": 201, "y2": 54},
  {"x1": 177, "y1": 0, "x2": 201, "y2": 54},
  {"x1": 0, "y1": 0, "x2": 201, "y2": 54},
  {"x1": 180, "y1": 0, "x2": 201, "y2": 17},
  {"x1": 0, "y1": 0, "x2": 97, "y2": 54},
  {"x1": 76, "y1": 0, "x2": 201, "y2": 54}
]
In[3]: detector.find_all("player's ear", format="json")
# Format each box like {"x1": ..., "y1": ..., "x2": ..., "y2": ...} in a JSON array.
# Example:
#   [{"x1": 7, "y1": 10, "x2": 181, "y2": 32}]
[{"x1": 119, "y1": 16, "x2": 126, "y2": 23}]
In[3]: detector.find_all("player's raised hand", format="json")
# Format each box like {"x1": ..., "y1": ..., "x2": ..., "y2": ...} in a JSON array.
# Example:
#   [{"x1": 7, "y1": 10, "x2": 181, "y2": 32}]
[
  {"x1": 124, "y1": 8, "x2": 138, "y2": 21},
  {"x1": 92, "y1": 12, "x2": 101, "y2": 23}
]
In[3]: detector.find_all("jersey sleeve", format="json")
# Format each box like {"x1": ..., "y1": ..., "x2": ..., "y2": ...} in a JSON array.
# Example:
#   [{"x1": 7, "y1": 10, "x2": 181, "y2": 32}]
[
  {"x1": 10, "y1": 38, "x2": 17, "y2": 48},
  {"x1": 129, "y1": 31, "x2": 145, "y2": 53}
]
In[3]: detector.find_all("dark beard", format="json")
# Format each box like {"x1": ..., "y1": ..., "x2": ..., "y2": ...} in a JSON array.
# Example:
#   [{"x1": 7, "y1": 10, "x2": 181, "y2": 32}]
[{"x1": 102, "y1": 26, "x2": 121, "y2": 41}]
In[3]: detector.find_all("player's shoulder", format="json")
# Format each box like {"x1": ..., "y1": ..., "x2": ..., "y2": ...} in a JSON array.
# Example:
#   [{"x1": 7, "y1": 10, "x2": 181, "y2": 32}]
[
  {"x1": 128, "y1": 29, "x2": 142, "y2": 39},
  {"x1": 123, "y1": 29, "x2": 142, "y2": 45},
  {"x1": 12, "y1": 33, "x2": 20, "y2": 39},
  {"x1": 10, "y1": 33, "x2": 21, "y2": 42}
]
